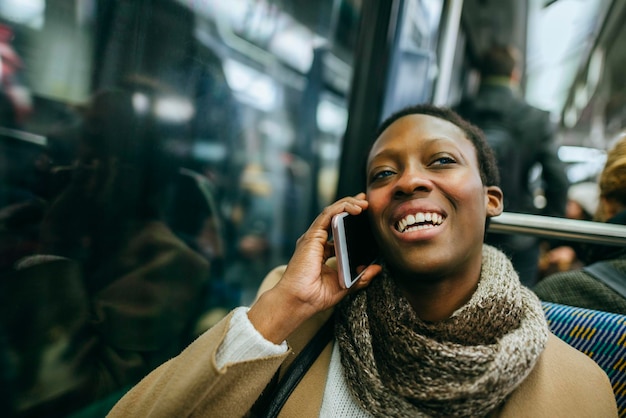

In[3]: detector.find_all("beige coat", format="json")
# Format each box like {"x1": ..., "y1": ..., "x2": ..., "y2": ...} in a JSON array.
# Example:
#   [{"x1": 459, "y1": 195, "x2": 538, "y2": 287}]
[{"x1": 108, "y1": 266, "x2": 618, "y2": 417}]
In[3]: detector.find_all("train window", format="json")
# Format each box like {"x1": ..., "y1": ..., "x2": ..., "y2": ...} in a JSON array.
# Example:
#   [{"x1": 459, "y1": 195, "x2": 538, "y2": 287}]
[
  {"x1": 0, "y1": 0, "x2": 362, "y2": 416},
  {"x1": 525, "y1": 0, "x2": 608, "y2": 120},
  {"x1": 383, "y1": 0, "x2": 444, "y2": 119}
]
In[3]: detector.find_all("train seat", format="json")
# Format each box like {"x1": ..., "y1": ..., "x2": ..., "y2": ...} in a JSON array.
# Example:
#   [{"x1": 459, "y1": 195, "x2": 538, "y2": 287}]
[{"x1": 542, "y1": 302, "x2": 626, "y2": 416}]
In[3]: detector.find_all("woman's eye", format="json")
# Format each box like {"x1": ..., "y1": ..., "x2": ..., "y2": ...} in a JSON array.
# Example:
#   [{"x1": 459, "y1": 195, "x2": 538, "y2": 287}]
[
  {"x1": 432, "y1": 156, "x2": 457, "y2": 165},
  {"x1": 371, "y1": 170, "x2": 394, "y2": 181}
]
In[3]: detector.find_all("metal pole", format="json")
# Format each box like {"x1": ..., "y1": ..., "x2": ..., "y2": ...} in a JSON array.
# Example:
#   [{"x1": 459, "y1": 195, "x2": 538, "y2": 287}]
[
  {"x1": 335, "y1": 0, "x2": 402, "y2": 199},
  {"x1": 432, "y1": 0, "x2": 464, "y2": 105},
  {"x1": 489, "y1": 212, "x2": 626, "y2": 246}
]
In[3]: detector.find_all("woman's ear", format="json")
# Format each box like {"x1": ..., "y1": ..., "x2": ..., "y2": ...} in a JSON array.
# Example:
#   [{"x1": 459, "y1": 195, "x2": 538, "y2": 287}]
[{"x1": 486, "y1": 185, "x2": 504, "y2": 217}]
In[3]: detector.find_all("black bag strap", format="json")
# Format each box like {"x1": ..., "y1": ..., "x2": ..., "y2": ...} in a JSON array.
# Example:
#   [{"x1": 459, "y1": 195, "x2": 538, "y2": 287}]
[
  {"x1": 583, "y1": 261, "x2": 626, "y2": 298},
  {"x1": 259, "y1": 316, "x2": 335, "y2": 418}
]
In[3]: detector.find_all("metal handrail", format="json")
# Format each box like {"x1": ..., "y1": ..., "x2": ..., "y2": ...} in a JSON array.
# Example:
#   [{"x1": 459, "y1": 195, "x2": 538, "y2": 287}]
[{"x1": 489, "y1": 212, "x2": 626, "y2": 246}]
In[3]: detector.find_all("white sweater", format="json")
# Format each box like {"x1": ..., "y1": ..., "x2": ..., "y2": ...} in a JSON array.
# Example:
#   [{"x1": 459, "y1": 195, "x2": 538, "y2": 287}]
[{"x1": 216, "y1": 307, "x2": 370, "y2": 417}]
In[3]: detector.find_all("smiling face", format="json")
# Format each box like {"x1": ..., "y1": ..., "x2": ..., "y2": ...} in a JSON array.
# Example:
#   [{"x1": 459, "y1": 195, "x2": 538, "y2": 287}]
[{"x1": 366, "y1": 114, "x2": 503, "y2": 283}]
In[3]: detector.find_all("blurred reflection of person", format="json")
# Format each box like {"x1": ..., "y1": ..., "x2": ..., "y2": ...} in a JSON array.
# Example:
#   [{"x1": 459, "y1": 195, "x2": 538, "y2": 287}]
[
  {"x1": 0, "y1": 88, "x2": 209, "y2": 417},
  {"x1": 534, "y1": 136, "x2": 626, "y2": 314}
]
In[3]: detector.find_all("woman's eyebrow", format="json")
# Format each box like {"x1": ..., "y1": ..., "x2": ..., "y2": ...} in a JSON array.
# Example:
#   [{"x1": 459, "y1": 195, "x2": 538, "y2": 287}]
[{"x1": 371, "y1": 136, "x2": 462, "y2": 157}]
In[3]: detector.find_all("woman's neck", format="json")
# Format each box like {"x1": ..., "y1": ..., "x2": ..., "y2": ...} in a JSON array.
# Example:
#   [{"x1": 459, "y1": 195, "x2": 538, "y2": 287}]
[{"x1": 392, "y1": 267, "x2": 482, "y2": 322}]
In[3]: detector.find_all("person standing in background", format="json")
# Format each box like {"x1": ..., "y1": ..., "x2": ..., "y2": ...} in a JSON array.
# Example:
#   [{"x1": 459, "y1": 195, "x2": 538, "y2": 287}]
[{"x1": 455, "y1": 44, "x2": 569, "y2": 287}]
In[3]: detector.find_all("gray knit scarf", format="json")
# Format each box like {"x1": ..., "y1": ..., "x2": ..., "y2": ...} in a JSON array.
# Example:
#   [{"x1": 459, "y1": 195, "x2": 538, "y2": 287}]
[{"x1": 334, "y1": 244, "x2": 549, "y2": 417}]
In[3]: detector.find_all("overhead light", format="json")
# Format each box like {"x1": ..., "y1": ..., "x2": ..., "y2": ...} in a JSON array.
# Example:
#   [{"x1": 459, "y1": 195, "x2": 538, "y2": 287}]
[
  {"x1": 132, "y1": 92, "x2": 150, "y2": 115},
  {"x1": 558, "y1": 145, "x2": 606, "y2": 163},
  {"x1": 317, "y1": 99, "x2": 347, "y2": 135},
  {"x1": 154, "y1": 96, "x2": 195, "y2": 123},
  {"x1": 566, "y1": 161, "x2": 605, "y2": 183},
  {"x1": 0, "y1": 0, "x2": 45, "y2": 29},
  {"x1": 268, "y1": 25, "x2": 315, "y2": 73},
  {"x1": 558, "y1": 145, "x2": 606, "y2": 183},
  {"x1": 223, "y1": 59, "x2": 278, "y2": 111},
  {"x1": 192, "y1": 142, "x2": 227, "y2": 162}
]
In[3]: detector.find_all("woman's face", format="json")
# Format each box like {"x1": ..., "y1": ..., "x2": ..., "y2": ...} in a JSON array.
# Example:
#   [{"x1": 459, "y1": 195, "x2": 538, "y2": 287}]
[{"x1": 366, "y1": 114, "x2": 502, "y2": 281}]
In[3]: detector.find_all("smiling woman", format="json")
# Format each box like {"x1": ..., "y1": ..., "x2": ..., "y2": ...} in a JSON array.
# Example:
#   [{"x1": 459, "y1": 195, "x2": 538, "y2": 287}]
[
  {"x1": 108, "y1": 104, "x2": 617, "y2": 418},
  {"x1": 364, "y1": 108, "x2": 502, "y2": 312}
]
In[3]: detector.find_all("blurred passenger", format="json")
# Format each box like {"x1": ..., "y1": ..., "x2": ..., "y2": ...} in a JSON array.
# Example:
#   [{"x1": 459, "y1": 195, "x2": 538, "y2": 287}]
[
  {"x1": 534, "y1": 136, "x2": 626, "y2": 314},
  {"x1": 565, "y1": 181, "x2": 599, "y2": 222},
  {"x1": 109, "y1": 104, "x2": 615, "y2": 418},
  {"x1": 0, "y1": 88, "x2": 209, "y2": 417},
  {"x1": 455, "y1": 44, "x2": 569, "y2": 287},
  {"x1": 538, "y1": 181, "x2": 598, "y2": 277}
]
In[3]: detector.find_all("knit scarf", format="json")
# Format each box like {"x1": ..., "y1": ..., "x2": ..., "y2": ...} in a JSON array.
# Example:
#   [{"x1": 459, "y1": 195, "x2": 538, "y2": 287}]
[{"x1": 334, "y1": 244, "x2": 549, "y2": 418}]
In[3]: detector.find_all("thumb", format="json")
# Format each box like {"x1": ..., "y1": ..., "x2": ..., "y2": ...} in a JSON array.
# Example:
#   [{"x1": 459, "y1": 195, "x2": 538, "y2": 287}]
[{"x1": 349, "y1": 263, "x2": 382, "y2": 292}]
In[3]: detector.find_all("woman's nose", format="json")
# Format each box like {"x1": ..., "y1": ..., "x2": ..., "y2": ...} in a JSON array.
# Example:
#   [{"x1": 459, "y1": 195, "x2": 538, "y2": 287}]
[{"x1": 393, "y1": 167, "x2": 433, "y2": 197}]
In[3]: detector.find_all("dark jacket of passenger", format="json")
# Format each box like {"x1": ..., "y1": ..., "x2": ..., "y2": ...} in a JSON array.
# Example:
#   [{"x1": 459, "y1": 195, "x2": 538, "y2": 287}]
[
  {"x1": 534, "y1": 210, "x2": 626, "y2": 314},
  {"x1": 455, "y1": 81, "x2": 569, "y2": 217}
]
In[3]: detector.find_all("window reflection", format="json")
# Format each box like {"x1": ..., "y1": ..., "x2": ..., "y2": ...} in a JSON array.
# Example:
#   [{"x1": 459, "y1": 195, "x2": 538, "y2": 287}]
[
  {"x1": 0, "y1": 0, "x2": 360, "y2": 416},
  {"x1": 382, "y1": 0, "x2": 443, "y2": 119}
]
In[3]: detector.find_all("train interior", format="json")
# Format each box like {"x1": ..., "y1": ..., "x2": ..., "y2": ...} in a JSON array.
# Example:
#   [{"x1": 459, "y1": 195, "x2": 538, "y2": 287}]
[{"x1": 0, "y1": 0, "x2": 625, "y2": 416}]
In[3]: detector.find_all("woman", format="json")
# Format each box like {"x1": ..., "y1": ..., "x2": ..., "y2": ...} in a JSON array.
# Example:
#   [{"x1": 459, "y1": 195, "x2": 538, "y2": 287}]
[{"x1": 108, "y1": 104, "x2": 616, "y2": 417}]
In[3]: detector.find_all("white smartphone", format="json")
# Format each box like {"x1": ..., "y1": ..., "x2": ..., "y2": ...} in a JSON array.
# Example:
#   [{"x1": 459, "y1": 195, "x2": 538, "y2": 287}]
[{"x1": 331, "y1": 211, "x2": 379, "y2": 288}]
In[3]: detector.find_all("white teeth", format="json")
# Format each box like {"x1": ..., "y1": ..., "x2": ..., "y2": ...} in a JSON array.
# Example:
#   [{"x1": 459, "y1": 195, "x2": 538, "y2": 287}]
[{"x1": 396, "y1": 212, "x2": 443, "y2": 232}]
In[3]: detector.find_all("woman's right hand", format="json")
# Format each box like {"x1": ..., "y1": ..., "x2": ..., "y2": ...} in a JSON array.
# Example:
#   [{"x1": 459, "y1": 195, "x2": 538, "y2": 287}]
[{"x1": 247, "y1": 193, "x2": 382, "y2": 344}]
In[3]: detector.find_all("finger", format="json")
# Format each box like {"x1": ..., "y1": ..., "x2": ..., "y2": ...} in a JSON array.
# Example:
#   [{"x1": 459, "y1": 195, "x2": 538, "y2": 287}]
[
  {"x1": 310, "y1": 196, "x2": 369, "y2": 232},
  {"x1": 349, "y1": 263, "x2": 382, "y2": 292}
]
